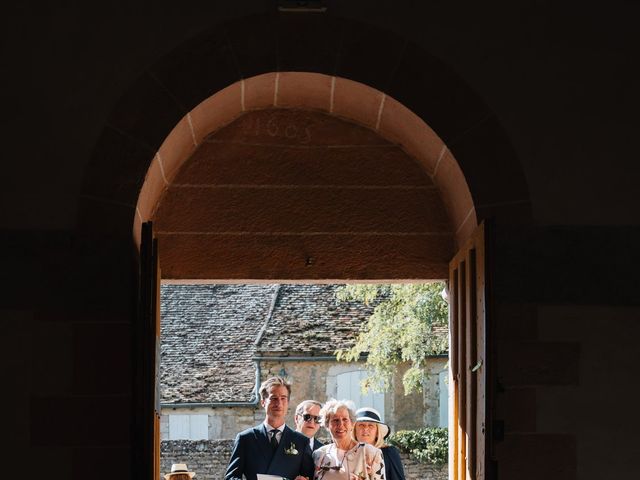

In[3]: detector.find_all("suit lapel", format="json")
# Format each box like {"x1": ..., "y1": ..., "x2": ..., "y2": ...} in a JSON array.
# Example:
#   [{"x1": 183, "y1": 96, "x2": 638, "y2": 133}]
[
  {"x1": 255, "y1": 425, "x2": 272, "y2": 463},
  {"x1": 268, "y1": 425, "x2": 292, "y2": 471},
  {"x1": 279, "y1": 425, "x2": 292, "y2": 452}
]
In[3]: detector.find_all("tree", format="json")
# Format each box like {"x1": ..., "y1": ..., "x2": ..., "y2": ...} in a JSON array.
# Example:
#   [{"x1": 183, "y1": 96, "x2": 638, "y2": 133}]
[{"x1": 335, "y1": 282, "x2": 448, "y2": 395}]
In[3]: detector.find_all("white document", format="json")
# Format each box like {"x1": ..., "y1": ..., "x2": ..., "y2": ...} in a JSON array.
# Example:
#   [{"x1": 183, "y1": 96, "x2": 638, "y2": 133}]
[{"x1": 257, "y1": 475, "x2": 285, "y2": 480}]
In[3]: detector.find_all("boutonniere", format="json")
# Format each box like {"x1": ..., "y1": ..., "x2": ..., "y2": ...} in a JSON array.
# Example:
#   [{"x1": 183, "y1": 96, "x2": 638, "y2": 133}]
[{"x1": 284, "y1": 442, "x2": 299, "y2": 455}]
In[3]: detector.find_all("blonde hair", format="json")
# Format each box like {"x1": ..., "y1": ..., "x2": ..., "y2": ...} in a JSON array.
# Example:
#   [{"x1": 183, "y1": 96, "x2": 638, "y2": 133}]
[
  {"x1": 259, "y1": 376, "x2": 291, "y2": 400},
  {"x1": 352, "y1": 420, "x2": 386, "y2": 448},
  {"x1": 168, "y1": 475, "x2": 192, "y2": 480}
]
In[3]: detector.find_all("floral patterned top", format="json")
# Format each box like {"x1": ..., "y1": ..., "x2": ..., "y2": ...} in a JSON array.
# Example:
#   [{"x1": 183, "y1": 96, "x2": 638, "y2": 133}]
[{"x1": 312, "y1": 442, "x2": 385, "y2": 480}]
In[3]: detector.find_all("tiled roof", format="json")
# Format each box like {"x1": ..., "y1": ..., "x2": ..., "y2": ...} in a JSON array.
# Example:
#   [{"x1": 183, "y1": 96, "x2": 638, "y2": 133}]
[
  {"x1": 160, "y1": 284, "x2": 277, "y2": 404},
  {"x1": 256, "y1": 284, "x2": 375, "y2": 356},
  {"x1": 160, "y1": 284, "x2": 448, "y2": 404}
]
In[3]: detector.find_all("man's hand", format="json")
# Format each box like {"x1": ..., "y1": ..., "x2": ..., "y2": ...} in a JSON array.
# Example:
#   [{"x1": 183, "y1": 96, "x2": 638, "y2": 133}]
[{"x1": 293, "y1": 476, "x2": 309, "y2": 480}]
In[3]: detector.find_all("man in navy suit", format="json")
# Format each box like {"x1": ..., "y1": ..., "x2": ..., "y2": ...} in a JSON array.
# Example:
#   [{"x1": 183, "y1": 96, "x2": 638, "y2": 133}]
[
  {"x1": 225, "y1": 376, "x2": 314, "y2": 480},
  {"x1": 294, "y1": 400, "x2": 324, "y2": 452}
]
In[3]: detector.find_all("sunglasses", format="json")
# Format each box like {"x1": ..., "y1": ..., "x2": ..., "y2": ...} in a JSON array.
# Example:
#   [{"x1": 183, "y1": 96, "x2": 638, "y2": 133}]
[{"x1": 302, "y1": 413, "x2": 321, "y2": 424}]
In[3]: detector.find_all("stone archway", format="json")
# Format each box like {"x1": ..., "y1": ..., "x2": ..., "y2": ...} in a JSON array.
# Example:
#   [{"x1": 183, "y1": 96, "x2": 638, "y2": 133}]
[{"x1": 135, "y1": 73, "x2": 478, "y2": 281}]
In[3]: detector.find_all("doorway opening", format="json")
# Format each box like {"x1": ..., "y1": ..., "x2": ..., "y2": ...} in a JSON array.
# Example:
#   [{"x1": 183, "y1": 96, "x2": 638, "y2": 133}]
[
  {"x1": 135, "y1": 72, "x2": 487, "y2": 480},
  {"x1": 158, "y1": 281, "x2": 450, "y2": 479}
]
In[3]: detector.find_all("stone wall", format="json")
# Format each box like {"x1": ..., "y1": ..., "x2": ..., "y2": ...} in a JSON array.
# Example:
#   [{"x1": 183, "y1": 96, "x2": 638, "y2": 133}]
[
  {"x1": 259, "y1": 358, "x2": 446, "y2": 436},
  {"x1": 402, "y1": 455, "x2": 448, "y2": 480},
  {"x1": 161, "y1": 440, "x2": 233, "y2": 480},
  {"x1": 161, "y1": 440, "x2": 447, "y2": 480},
  {"x1": 161, "y1": 358, "x2": 447, "y2": 441}
]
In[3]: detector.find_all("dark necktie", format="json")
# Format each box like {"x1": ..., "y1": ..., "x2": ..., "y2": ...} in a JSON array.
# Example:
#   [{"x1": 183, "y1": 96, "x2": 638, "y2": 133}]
[{"x1": 270, "y1": 429, "x2": 279, "y2": 451}]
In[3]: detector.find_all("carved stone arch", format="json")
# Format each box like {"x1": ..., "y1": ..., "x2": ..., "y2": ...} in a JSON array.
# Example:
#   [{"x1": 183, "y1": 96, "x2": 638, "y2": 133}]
[{"x1": 133, "y1": 73, "x2": 480, "y2": 280}]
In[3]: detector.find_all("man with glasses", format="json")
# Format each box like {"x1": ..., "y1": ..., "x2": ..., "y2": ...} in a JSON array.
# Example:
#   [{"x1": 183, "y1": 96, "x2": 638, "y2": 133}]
[
  {"x1": 294, "y1": 400, "x2": 325, "y2": 451},
  {"x1": 225, "y1": 376, "x2": 313, "y2": 480}
]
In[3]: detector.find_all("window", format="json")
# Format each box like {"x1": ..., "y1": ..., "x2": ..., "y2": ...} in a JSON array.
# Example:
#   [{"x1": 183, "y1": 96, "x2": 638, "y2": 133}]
[
  {"x1": 336, "y1": 370, "x2": 385, "y2": 418},
  {"x1": 168, "y1": 414, "x2": 209, "y2": 440},
  {"x1": 438, "y1": 369, "x2": 449, "y2": 428}
]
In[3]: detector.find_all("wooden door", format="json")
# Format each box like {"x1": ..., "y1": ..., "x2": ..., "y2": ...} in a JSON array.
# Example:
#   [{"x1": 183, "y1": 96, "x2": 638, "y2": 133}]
[
  {"x1": 136, "y1": 221, "x2": 161, "y2": 480},
  {"x1": 449, "y1": 222, "x2": 488, "y2": 480}
]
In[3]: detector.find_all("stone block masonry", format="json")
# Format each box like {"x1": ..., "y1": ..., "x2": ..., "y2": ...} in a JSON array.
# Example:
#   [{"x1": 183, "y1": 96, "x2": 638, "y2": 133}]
[
  {"x1": 161, "y1": 440, "x2": 447, "y2": 480},
  {"x1": 402, "y1": 454, "x2": 448, "y2": 480},
  {"x1": 161, "y1": 440, "x2": 233, "y2": 480}
]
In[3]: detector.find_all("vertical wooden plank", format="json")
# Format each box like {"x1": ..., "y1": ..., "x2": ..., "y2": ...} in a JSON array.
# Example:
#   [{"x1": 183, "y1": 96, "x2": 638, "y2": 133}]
[
  {"x1": 450, "y1": 268, "x2": 459, "y2": 376},
  {"x1": 474, "y1": 225, "x2": 487, "y2": 480},
  {"x1": 453, "y1": 376, "x2": 460, "y2": 480},
  {"x1": 449, "y1": 221, "x2": 488, "y2": 480},
  {"x1": 466, "y1": 248, "x2": 478, "y2": 480},
  {"x1": 457, "y1": 260, "x2": 467, "y2": 480},
  {"x1": 450, "y1": 268, "x2": 460, "y2": 480},
  {"x1": 153, "y1": 239, "x2": 161, "y2": 480},
  {"x1": 137, "y1": 222, "x2": 160, "y2": 480},
  {"x1": 154, "y1": 415, "x2": 161, "y2": 477}
]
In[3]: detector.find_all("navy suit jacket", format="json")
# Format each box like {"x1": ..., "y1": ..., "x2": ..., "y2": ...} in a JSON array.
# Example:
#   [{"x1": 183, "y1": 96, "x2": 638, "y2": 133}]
[
  {"x1": 311, "y1": 438, "x2": 324, "y2": 451},
  {"x1": 225, "y1": 424, "x2": 314, "y2": 480},
  {"x1": 382, "y1": 445, "x2": 406, "y2": 480}
]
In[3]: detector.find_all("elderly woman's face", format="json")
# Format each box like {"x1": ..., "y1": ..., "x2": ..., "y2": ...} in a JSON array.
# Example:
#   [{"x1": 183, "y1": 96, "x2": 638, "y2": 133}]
[
  {"x1": 354, "y1": 421, "x2": 378, "y2": 445},
  {"x1": 328, "y1": 407, "x2": 353, "y2": 442}
]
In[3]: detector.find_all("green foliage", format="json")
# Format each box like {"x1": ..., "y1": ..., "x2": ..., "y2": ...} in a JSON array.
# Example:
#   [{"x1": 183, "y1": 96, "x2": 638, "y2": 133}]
[
  {"x1": 387, "y1": 427, "x2": 448, "y2": 465},
  {"x1": 335, "y1": 283, "x2": 448, "y2": 394}
]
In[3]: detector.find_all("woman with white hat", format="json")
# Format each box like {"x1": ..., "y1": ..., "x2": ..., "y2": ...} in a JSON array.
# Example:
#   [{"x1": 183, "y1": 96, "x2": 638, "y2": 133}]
[
  {"x1": 352, "y1": 408, "x2": 405, "y2": 480},
  {"x1": 164, "y1": 463, "x2": 196, "y2": 480}
]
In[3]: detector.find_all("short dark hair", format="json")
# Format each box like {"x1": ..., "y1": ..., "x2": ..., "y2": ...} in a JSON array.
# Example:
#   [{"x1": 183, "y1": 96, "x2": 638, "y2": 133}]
[{"x1": 259, "y1": 376, "x2": 292, "y2": 401}]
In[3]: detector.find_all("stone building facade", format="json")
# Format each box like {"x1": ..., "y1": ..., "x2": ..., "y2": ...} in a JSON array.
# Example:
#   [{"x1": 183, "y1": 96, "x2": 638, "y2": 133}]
[{"x1": 160, "y1": 283, "x2": 448, "y2": 471}]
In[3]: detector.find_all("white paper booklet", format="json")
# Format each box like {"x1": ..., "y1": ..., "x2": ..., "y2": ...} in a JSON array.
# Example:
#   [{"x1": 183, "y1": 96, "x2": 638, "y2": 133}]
[{"x1": 256, "y1": 475, "x2": 286, "y2": 480}]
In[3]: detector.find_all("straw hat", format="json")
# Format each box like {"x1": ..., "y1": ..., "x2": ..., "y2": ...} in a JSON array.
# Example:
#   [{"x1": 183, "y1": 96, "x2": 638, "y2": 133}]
[{"x1": 164, "y1": 463, "x2": 196, "y2": 479}]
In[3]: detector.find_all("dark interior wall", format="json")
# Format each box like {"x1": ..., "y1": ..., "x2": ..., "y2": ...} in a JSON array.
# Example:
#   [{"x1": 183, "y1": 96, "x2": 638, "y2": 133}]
[
  {"x1": 536, "y1": 304, "x2": 640, "y2": 479},
  {"x1": 5, "y1": 2, "x2": 639, "y2": 230},
  {"x1": 2, "y1": 2, "x2": 640, "y2": 480},
  {"x1": 491, "y1": 226, "x2": 640, "y2": 479},
  {"x1": 0, "y1": 232, "x2": 135, "y2": 480}
]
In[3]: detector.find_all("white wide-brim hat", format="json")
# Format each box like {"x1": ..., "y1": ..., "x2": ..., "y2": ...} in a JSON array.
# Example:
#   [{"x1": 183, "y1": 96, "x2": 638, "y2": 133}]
[
  {"x1": 355, "y1": 407, "x2": 390, "y2": 439},
  {"x1": 164, "y1": 463, "x2": 196, "y2": 479}
]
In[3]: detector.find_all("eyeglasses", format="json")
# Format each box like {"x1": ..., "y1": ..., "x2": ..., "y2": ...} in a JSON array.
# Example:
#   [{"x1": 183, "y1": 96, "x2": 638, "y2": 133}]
[{"x1": 302, "y1": 413, "x2": 321, "y2": 424}]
